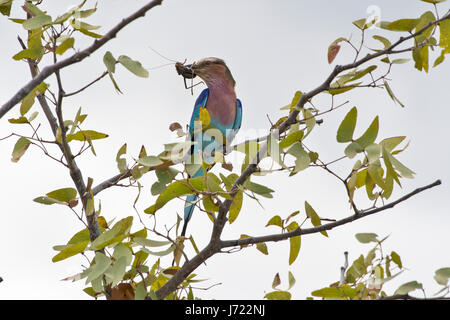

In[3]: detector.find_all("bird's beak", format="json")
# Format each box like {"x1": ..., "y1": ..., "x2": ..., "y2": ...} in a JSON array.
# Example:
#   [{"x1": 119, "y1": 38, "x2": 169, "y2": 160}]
[{"x1": 175, "y1": 62, "x2": 197, "y2": 79}]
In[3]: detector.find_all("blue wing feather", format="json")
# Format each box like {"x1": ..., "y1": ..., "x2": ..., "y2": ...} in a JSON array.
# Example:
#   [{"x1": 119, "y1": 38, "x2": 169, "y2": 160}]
[
  {"x1": 182, "y1": 90, "x2": 242, "y2": 236},
  {"x1": 233, "y1": 98, "x2": 243, "y2": 131},
  {"x1": 188, "y1": 88, "x2": 209, "y2": 133}
]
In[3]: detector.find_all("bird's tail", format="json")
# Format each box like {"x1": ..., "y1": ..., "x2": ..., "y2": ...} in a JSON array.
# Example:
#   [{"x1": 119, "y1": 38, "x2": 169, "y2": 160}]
[{"x1": 181, "y1": 194, "x2": 197, "y2": 236}]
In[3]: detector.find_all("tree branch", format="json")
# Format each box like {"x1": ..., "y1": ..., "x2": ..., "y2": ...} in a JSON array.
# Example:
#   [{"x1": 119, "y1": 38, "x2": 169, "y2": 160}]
[
  {"x1": 64, "y1": 71, "x2": 109, "y2": 97},
  {"x1": 153, "y1": 12, "x2": 450, "y2": 298},
  {"x1": 0, "y1": 0, "x2": 163, "y2": 119},
  {"x1": 219, "y1": 180, "x2": 442, "y2": 248}
]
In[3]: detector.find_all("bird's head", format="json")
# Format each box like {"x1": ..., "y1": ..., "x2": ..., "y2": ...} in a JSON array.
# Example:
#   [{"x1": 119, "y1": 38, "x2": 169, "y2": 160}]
[{"x1": 176, "y1": 57, "x2": 236, "y2": 87}]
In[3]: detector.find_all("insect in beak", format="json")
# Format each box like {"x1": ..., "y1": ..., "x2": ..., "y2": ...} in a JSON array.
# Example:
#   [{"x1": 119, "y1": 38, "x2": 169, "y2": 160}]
[
  {"x1": 175, "y1": 61, "x2": 203, "y2": 95},
  {"x1": 175, "y1": 61, "x2": 196, "y2": 79}
]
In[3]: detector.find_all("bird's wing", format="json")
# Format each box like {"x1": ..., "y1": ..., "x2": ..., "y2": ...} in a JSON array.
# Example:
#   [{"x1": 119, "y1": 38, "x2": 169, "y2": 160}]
[
  {"x1": 188, "y1": 88, "x2": 209, "y2": 133},
  {"x1": 187, "y1": 88, "x2": 209, "y2": 157},
  {"x1": 232, "y1": 98, "x2": 243, "y2": 132}
]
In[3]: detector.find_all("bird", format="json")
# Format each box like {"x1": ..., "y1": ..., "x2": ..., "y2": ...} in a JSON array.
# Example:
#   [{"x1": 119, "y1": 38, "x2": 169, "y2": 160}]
[{"x1": 176, "y1": 57, "x2": 242, "y2": 237}]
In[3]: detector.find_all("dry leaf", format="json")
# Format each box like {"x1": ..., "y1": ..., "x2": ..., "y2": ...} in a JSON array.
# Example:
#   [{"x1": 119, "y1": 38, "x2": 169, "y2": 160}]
[
  {"x1": 328, "y1": 44, "x2": 341, "y2": 64},
  {"x1": 109, "y1": 283, "x2": 135, "y2": 300}
]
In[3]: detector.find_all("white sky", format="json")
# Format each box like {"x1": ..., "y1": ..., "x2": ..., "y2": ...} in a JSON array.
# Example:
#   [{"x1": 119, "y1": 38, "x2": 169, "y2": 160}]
[{"x1": 0, "y1": 0, "x2": 449, "y2": 299}]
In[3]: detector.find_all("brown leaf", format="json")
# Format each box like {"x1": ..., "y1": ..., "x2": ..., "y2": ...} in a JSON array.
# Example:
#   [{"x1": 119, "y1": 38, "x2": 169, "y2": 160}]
[
  {"x1": 272, "y1": 273, "x2": 281, "y2": 289},
  {"x1": 222, "y1": 162, "x2": 233, "y2": 171},
  {"x1": 109, "y1": 283, "x2": 135, "y2": 300},
  {"x1": 169, "y1": 122, "x2": 182, "y2": 132},
  {"x1": 328, "y1": 44, "x2": 341, "y2": 64},
  {"x1": 162, "y1": 267, "x2": 179, "y2": 276},
  {"x1": 68, "y1": 199, "x2": 78, "y2": 208}
]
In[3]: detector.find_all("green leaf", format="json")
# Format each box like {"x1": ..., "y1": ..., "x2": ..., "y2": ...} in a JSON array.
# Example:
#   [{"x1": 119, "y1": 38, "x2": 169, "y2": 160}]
[
  {"x1": 279, "y1": 130, "x2": 304, "y2": 149},
  {"x1": 67, "y1": 228, "x2": 90, "y2": 246},
  {"x1": 243, "y1": 180, "x2": 275, "y2": 198},
  {"x1": 394, "y1": 281, "x2": 423, "y2": 295},
  {"x1": 287, "y1": 143, "x2": 310, "y2": 173},
  {"x1": 266, "y1": 215, "x2": 283, "y2": 228},
  {"x1": 108, "y1": 70, "x2": 122, "y2": 93},
  {"x1": 103, "y1": 51, "x2": 116, "y2": 73},
  {"x1": 347, "y1": 65, "x2": 377, "y2": 82},
  {"x1": 8, "y1": 116, "x2": 29, "y2": 124},
  {"x1": 116, "y1": 143, "x2": 127, "y2": 173},
  {"x1": 434, "y1": 267, "x2": 450, "y2": 285},
  {"x1": 328, "y1": 82, "x2": 361, "y2": 95},
  {"x1": 137, "y1": 156, "x2": 163, "y2": 167},
  {"x1": 229, "y1": 190, "x2": 243, "y2": 224},
  {"x1": 33, "y1": 196, "x2": 65, "y2": 205},
  {"x1": 384, "y1": 19, "x2": 418, "y2": 32},
  {"x1": 132, "y1": 250, "x2": 149, "y2": 267},
  {"x1": 366, "y1": 143, "x2": 381, "y2": 164},
  {"x1": 104, "y1": 256, "x2": 127, "y2": 287},
  {"x1": 118, "y1": 55, "x2": 149, "y2": 78},
  {"x1": 23, "y1": 15, "x2": 52, "y2": 30},
  {"x1": 78, "y1": 7, "x2": 98, "y2": 18},
  {"x1": 388, "y1": 153, "x2": 415, "y2": 178},
  {"x1": 46, "y1": 187, "x2": 77, "y2": 203},
  {"x1": 11, "y1": 137, "x2": 31, "y2": 163},
  {"x1": 52, "y1": 241, "x2": 89, "y2": 262},
  {"x1": 206, "y1": 172, "x2": 223, "y2": 193},
  {"x1": 142, "y1": 244, "x2": 176, "y2": 256},
  {"x1": 288, "y1": 271, "x2": 296, "y2": 290},
  {"x1": 134, "y1": 237, "x2": 171, "y2": 247},
  {"x1": 439, "y1": 19, "x2": 450, "y2": 53},
  {"x1": 72, "y1": 20, "x2": 100, "y2": 31},
  {"x1": 305, "y1": 201, "x2": 327, "y2": 237},
  {"x1": 135, "y1": 282, "x2": 147, "y2": 300},
  {"x1": 144, "y1": 178, "x2": 204, "y2": 214},
  {"x1": 384, "y1": 81, "x2": 405, "y2": 107},
  {"x1": 302, "y1": 108, "x2": 316, "y2": 138},
  {"x1": 0, "y1": 0, "x2": 12, "y2": 16},
  {"x1": 353, "y1": 18, "x2": 368, "y2": 30},
  {"x1": 421, "y1": 0, "x2": 447, "y2": 3},
  {"x1": 91, "y1": 216, "x2": 133, "y2": 250},
  {"x1": 433, "y1": 51, "x2": 445, "y2": 67},
  {"x1": 288, "y1": 222, "x2": 301, "y2": 265},
  {"x1": 55, "y1": 37, "x2": 74, "y2": 55},
  {"x1": 355, "y1": 233, "x2": 379, "y2": 243},
  {"x1": 151, "y1": 181, "x2": 167, "y2": 196},
  {"x1": 78, "y1": 28, "x2": 102, "y2": 38},
  {"x1": 20, "y1": 89, "x2": 36, "y2": 116},
  {"x1": 66, "y1": 130, "x2": 109, "y2": 142},
  {"x1": 281, "y1": 90, "x2": 302, "y2": 112},
  {"x1": 85, "y1": 252, "x2": 112, "y2": 284},
  {"x1": 355, "y1": 116, "x2": 379, "y2": 148},
  {"x1": 337, "y1": 107, "x2": 357, "y2": 143},
  {"x1": 391, "y1": 251, "x2": 402, "y2": 269},
  {"x1": 256, "y1": 242, "x2": 268, "y2": 255},
  {"x1": 345, "y1": 254, "x2": 366, "y2": 282},
  {"x1": 264, "y1": 291, "x2": 291, "y2": 300},
  {"x1": 391, "y1": 58, "x2": 410, "y2": 64},
  {"x1": 344, "y1": 141, "x2": 363, "y2": 158},
  {"x1": 311, "y1": 287, "x2": 344, "y2": 298},
  {"x1": 415, "y1": 11, "x2": 436, "y2": 44},
  {"x1": 380, "y1": 136, "x2": 406, "y2": 152},
  {"x1": 373, "y1": 35, "x2": 391, "y2": 49},
  {"x1": 28, "y1": 111, "x2": 39, "y2": 122}
]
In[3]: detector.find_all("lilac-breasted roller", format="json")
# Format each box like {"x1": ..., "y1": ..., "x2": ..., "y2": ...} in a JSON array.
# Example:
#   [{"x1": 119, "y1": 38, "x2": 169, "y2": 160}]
[{"x1": 176, "y1": 57, "x2": 242, "y2": 236}]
